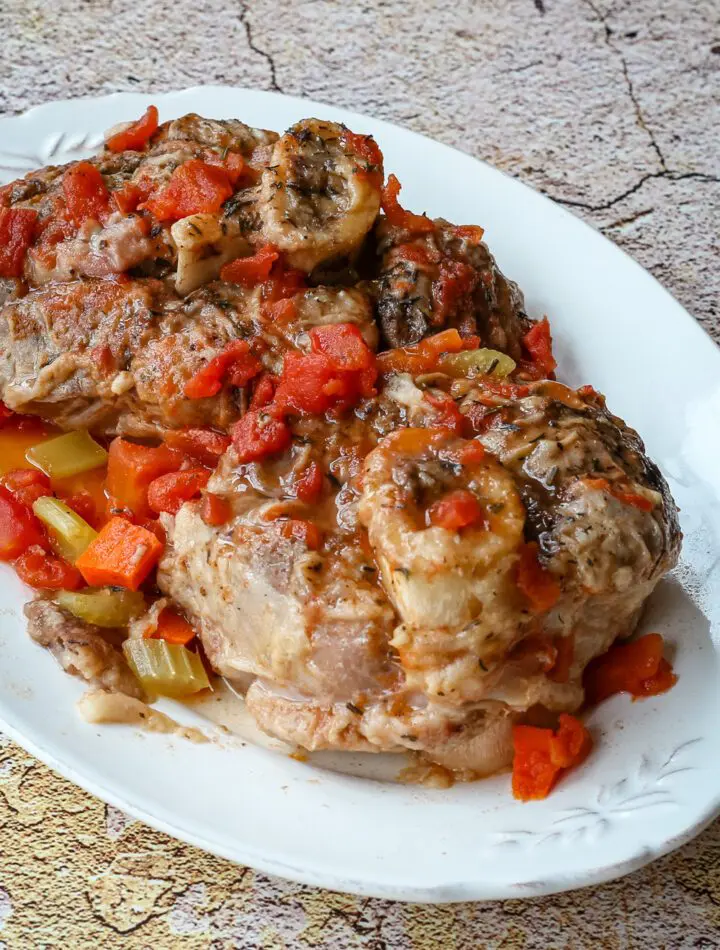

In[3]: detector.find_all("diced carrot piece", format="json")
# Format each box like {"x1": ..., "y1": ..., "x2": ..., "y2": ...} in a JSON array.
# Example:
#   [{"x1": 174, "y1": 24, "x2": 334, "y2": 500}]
[
  {"x1": 376, "y1": 328, "x2": 472, "y2": 376},
  {"x1": 583, "y1": 633, "x2": 677, "y2": 704},
  {"x1": 147, "y1": 469, "x2": 211, "y2": 515},
  {"x1": 427, "y1": 489, "x2": 486, "y2": 531},
  {"x1": 106, "y1": 438, "x2": 186, "y2": 518},
  {"x1": 516, "y1": 541, "x2": 561, "y2": 613},
  {"x1": 549, "y1": 713, "x2": 592, "y2": 769},
  {"x1": 512, "y1": 713, "x2": 592, "y2": 801},
  {"x1": 147, "y1": 607, "x2": 196, "y2": 646},
  {"x1": 75, "y1": 517, "x2": 163, "y2": 590},
  {"x1": 105, "y1": 105, "x2": 159, "y2": 152}
]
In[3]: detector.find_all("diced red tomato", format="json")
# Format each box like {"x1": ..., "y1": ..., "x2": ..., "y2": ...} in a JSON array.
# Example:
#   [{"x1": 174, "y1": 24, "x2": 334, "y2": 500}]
[
  {"x1": 339, "y1": 130, "x2": 384, "y2": 185},
  {"x1": 76, "y1": 517, "x2": 163, "y2": 590},
  {"x1": 2, "y1": 468, "x2": 52, "y2": 509},
  {"x1": 275, "y1": 335, "x2": 377, "y2": 418},
  {"x1": 0, "y1": 485, "x2": 47, "y2": 560},
  {"x1": 309, "y1": 323, "x2": 374, "y2": 372},
  {"x1": 249, "y1": 374, "x2": 277, "y2": 410},
  {"x1": 274, "y1": 352, "x2": 336, "y2": 416},
  {"x1": 0, "y1": 207, "x2": 39, "y2": 277},
  {"x1": 583, "y1": 633, "x2": 677, "y2": 704},
  {"x1": 113, "y1": 177, "x2": 155, "y2": 214},
  {"x1": 454, "y1": 439, "x2": 486, "y2": 466},
  {"x1": 427, "y1": 489, "x2": 486, "y2": 531},
  {"x1": 381, "y1": 174, "x2": 434, "y2": 233},
  {"x1": 184, "y1": 340, "x2": 263, "y2": 400},
  {"x1": 261, "y1": 263, "x2": 306, "y2": 303},
  {"x1": 280, "y1": 519, "x2": 322, "y2": 550},
  {"x1": 522, "y1": 317, "x2": 557, "y2": 378},
  {"x1": 294, "y1": 462, "x2": 324, "y2": 504},
  {"x1": 512, "y1": 713, "x2": 592, "y2": 801},
  {"x1": 106, "y1": 438, "x2": 186, "y2": 518},
  {"x1": 515, "y1": 541, "x2": 561, "y2": 613},
  {"x1": 207, "y1": 150, "x2": 246, "y2": 187},
  {"x1": 394, "y1": 243, "x2": 438, "y2": 267},
  {"x1": 220, "y1": 245, "x2": 280, "y2": 285},
  {"x1": 147, "y1": 468, "x2": 211, "y2": 515},
  {"x1": 200, "y1": 493, "x2": 232, "y2": 526},
  {"x1": 105, "y1": 105, "x2": 159, "y2": 152},
  {"x1": 231, "y1": 410, "x2": 292, "y2": 464},
  {"x1": 424, "y1": 392, "x2": 465, "y2": 434},
  {"x1": 147, "y1": 607, "x2": 196, "y2": 646},
  {"x1": 62, "y1": 162, "x2": 111, "y2": 226},
  {"x1": 61, "y1": 491, "x2": 103, "y2": 530},
  {"x1": 164, "y1": 428, "x2": 231, "y2": 466},
  {"x1": 141, "y1": 159, "x2": 234, "y2": 221},
  {"x1": 14, "y1": 547, "x2": 83, "y2": 591}
]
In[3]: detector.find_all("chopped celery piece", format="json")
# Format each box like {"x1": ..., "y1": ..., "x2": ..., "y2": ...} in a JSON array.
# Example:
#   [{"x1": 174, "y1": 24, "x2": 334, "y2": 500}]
[
  {"x1": 57, "y1": 587, "x2": 146, "y2": 628},
  {"x1": 123, "y1": 639, "x2": 210, "y2": 698},
  {"x1": 439, "y1": 348, "x2": 516, "y2": 379},
  {"x1": 26, "y1": 429, "x2": 107, "y2": 479},
  {"x1": 32, "y1": 496, "x2": 97, "y2": 563}
]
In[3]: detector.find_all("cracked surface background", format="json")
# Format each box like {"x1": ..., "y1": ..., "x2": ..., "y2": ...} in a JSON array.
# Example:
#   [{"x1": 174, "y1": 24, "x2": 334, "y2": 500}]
[{"x1": 0, "y1": 0, "x2": 718, "y2": 946}]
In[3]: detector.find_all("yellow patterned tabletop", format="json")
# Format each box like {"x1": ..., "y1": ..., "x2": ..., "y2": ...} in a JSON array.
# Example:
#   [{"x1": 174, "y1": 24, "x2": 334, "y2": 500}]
[{"x1": 1, "y1": 0, "x2": 719, "y2": 946}]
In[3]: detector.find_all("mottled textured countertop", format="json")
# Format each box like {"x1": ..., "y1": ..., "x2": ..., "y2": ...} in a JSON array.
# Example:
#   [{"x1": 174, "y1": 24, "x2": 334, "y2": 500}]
[{"x1": 0, "y1": 0, "x2": 718, "y2": 947}]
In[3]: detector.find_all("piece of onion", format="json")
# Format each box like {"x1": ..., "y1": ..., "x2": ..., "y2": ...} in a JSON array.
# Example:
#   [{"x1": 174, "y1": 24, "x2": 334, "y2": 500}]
[
  {"x1": 57, "y1": 587, "x2": 146, "y2": 628},
  {"x1": 122, "y1": 639, "x2": 210, "y2": 697},
  {"x1": 26, "y1": 430, "x2": 108, "y2": 479},
  {"x1": 32, "y1": 496, "x2": 97, "y2": 562}
]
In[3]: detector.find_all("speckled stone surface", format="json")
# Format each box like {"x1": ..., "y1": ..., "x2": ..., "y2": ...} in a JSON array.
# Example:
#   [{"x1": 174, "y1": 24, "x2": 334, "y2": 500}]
[{"x1": 0, "y1": 0, "x2": 718, "y2": 946}]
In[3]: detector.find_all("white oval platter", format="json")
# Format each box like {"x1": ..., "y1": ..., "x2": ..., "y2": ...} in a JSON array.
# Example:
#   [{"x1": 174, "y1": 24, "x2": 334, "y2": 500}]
[{"x1": 0, "y1": 86, "x2": 718, "y2": 903}]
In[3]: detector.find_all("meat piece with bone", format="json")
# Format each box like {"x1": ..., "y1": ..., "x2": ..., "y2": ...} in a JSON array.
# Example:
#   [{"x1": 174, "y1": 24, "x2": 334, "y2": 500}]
[
  {"x1": 157, "y1": 372, "x2": 679, "y2": 775},
  {"x1": 0, "y1": 276, "x2": 376, "y2": 436},
  {"x1": 373, "y1": 216, "x2": 531, "y2": 355},
  {"x1": 1, "y1": 113, "x2": 278, "y2": 294}
]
